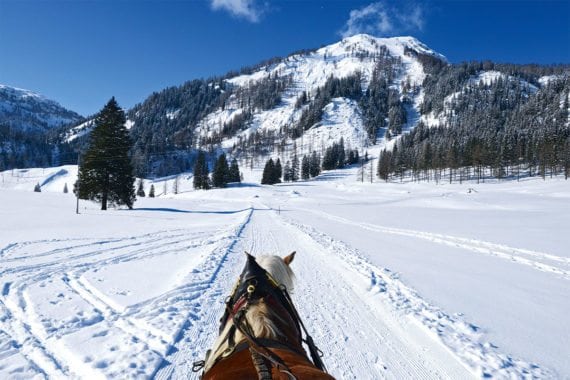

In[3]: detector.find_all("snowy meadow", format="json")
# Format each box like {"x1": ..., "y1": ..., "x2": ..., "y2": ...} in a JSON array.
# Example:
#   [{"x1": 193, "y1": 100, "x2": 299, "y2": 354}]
[{"x1": 0, "y1": 166, "x2": 569, "y2": 379}]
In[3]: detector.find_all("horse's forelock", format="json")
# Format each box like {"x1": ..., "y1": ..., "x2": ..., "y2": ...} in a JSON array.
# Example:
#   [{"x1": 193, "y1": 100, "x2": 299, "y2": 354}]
[{"x1": 256, "y1": 255, "x2": 295, "y2": 293}]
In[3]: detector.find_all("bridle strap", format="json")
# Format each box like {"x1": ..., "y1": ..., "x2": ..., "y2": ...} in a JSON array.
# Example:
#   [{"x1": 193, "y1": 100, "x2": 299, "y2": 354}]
[
  {"x1": 229, "y1": 302, "x2": 296, "y2": 378},
  {"x1": 195, "y1": 255, "x2": 328, "y2": 378},
  {"x1": 250, "y1": 347, "x2": 272, "y2": 380},
  {"x1": 280, "y1": 286, "x2": 327, "y2": 373}
]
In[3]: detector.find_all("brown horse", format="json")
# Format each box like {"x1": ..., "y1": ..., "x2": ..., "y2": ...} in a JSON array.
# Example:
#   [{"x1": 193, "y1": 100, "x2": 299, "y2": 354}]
[{"x1": 193, "y1": 252, "x2": 335, "y2": 380}]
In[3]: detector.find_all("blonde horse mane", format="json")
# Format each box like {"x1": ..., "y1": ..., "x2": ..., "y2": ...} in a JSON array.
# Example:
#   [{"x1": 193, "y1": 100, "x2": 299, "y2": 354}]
[
  {"x1": 257, "y1": 255, "x2": 295, "y2": 294},
  {"x1": 204, "y1": 253, "x2": 296, "y2": 371}
]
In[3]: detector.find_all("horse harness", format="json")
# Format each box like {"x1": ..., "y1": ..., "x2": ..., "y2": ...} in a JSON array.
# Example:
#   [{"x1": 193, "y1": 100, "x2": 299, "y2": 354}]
[{"x1": 192, "y1": 254, "x2": 327, "y2": 379}]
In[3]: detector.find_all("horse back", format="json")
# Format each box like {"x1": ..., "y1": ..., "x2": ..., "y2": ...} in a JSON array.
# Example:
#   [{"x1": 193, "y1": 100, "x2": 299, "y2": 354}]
[{"x1": 203, "y1": 347, "x2": 335, "y2": 380}]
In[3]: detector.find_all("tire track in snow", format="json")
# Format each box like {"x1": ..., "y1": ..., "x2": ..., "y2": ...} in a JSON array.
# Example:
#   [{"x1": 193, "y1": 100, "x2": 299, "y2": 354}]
[
  {"x1": 65, "y1": 275, "x2": 169, "y2": 354},
  {"x1": 306, "y1": 209, "x2": 570, "y2": 279},
  {"x1": 173, "y1": 204, "x2": 471, "y2": 379},
  {"x1": 278, "y1": 211, "x2": 552, "y2": 378},
  {"x1": 0, "y1": 230, "x2": 191, "y2": 261}
]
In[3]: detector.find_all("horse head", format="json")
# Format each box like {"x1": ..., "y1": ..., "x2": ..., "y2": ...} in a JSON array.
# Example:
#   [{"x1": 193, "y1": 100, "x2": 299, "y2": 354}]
[{"x1": 196, "y1": 252, "x2": 333, "y2": 379}]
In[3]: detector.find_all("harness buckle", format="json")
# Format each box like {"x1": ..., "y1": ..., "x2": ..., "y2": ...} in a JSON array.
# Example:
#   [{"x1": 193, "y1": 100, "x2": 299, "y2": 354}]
[{"x1": 191, "y1": 359, "x2": 205, "y2": 373}]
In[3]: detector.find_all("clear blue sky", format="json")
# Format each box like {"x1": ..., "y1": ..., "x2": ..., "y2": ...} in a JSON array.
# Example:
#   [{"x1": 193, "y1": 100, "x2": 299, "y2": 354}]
[{"x1": 1, "y1": 0, "x2": 568, "y2": 116}]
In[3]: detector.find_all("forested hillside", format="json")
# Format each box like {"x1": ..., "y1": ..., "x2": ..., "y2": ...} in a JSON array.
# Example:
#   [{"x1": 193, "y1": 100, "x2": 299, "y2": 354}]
[{"x1": 2, "y1": 35, "x2": 568, "y2": 181}]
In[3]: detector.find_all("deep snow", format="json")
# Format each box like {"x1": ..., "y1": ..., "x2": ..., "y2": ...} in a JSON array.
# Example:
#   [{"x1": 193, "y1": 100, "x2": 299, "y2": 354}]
[{"x1": 0, "y1": 166, "x2": 569, "y2": 379}]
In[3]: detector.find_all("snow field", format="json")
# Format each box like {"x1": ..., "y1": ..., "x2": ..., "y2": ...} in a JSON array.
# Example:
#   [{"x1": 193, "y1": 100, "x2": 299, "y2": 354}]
[{"x1": 0, "y1": 165, "x2": 568, "y2": 378}]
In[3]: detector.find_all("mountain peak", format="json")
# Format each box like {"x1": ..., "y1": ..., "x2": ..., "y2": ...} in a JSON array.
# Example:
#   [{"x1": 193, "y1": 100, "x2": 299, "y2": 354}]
[
  {"x1": 328, "y1": 34, "x2": 446, "y2": 62},
  {"x1": 0, "y1": 84, "x2": 83, "y2": 132},
  {"x1": 0, "y1": 84, "x2": 46, "y2": 101}
]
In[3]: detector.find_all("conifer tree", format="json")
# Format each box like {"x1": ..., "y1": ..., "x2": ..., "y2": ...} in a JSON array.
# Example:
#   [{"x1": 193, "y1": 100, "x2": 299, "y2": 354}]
[
  {"x1": 338, "y1": 138, "x2": 346, "y2": 168},
  {"x1": 76, "y1": 97, "x2": 136, "y2": 210},
  {"x1": 309, "y1": 151, "x2": 321, "y2": 177},
  {"x1": 34, "y1": 183, "x2": 41, "y2": 192},
  {"x1": 274, "y1": 158, "x2": 282, "y2": 183},
  {"x1": 173, "y1": 176, "x2": 179, "y2": 194},
  {"x1": 283, "y1": 161, "x2": 292, "y2": 182},
  {"x1": 301, "y1": 155, "x2": 310, "y2": 180},
  {"x1": 63, "y1": 183, "x2": 68, "y2": 193},
  {"x1": 212, "y1": 153, "x2": 230, "y2": 188},
  {"x1": 291, "y1": 154, "x2": 299, "y2": 181},
  {"x1": 149, "y1": 184, "x2": 155, "y2": 198},
  {"x1": 229, "y1": 158, "x2": 241, "y2": 183},
  {"x1": 261, "y1": 158, "x2": 275, "y2": 185},
  {"x1": 193, "y1": 151, "x2": 210, "y2": 189},
  {"x1": 136, "y1": 179, "x2": 145, "y2": 197}
]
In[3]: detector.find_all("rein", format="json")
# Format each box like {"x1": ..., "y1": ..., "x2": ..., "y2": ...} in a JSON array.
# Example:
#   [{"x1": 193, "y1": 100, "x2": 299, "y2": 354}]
[{"x1": 192, "y1": 254, "x2": 328, "y2": 379}]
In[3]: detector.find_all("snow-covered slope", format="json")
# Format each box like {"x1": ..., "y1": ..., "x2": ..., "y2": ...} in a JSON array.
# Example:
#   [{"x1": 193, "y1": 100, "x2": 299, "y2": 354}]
[
  {"x1": 0, "y1": 85, "x2": 82, "y2": 132},
  {"x1": 199, "y1": 34, "x2": 443, "y2": 154},
  {"x1": 421, "y1": 70, "x2": 539, "y2": 128}
]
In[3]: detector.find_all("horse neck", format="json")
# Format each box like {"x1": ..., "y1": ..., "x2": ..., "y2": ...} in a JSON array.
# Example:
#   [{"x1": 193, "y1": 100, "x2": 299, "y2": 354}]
[
  {"x1": 245, "y1": 297, "x2": 301, "y2": 345},
  {"x1": 206, "y1": 297, "x2": 302, "y2": 370}
]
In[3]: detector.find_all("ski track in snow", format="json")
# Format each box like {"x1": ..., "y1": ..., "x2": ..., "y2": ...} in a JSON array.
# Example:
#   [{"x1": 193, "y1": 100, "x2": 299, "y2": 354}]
[
  {"x1": 0, "y1": 203, "x2": 555, "y2": 378},
  {"x1": 305, "y1": 209, "x2": 570, "y2": 280},
  {"x1": 0, "y1": 217, "x2": 251, "y2": 379}
]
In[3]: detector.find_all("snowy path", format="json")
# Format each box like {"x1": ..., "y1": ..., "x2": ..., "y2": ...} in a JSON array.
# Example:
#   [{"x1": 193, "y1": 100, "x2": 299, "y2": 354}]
[
  {"x1": 157, "y1": 204, "x2": 472, "y2": 379},
  {"x1": 156, "y1": 203, "x2": 551, "y2": 379}
]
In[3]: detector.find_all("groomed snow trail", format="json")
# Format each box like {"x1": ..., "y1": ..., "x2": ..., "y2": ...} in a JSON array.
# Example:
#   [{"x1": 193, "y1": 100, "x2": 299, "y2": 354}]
[{"x1": 158, "y1": 204, "x2": 475, "y2": 379}]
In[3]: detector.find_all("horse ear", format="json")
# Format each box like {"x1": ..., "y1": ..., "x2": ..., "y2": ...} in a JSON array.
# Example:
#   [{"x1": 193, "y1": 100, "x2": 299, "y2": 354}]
[{"x1": 283, "y1": 251, "x2": 296, "y2": 266}]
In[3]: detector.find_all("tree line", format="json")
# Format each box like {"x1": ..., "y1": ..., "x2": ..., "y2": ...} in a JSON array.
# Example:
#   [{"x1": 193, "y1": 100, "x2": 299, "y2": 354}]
[
  {"x1": 378, "y1": 76, "x2": 570, "y2": 182},
  {"x1": 193, "y1": 151, "x2": 241, "y2": 190},
  {"x1": 260, "y1": 138, "x2": 360, "y2": 184}
]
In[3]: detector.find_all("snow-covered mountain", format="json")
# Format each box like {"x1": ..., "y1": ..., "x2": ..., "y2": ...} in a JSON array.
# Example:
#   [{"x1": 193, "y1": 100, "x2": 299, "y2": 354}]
[
  {"x1": 198, "y1": 34, "x2": 440, "y2": 150},
  {"x1": 124, "y1": 33, "x2": 568, "y2": 177},
  {"x1": 0, "y1": 85, "x2": 84, "y2": 170},
  {"x1": 0, "y1": 84, "x2": 83, "y2": 133},
  {"x1": 125, "y1": 34, "x2": 452, "y2": 175},
  {"x1": 4, "y1": 34, "x2": 568, "y2": 176}
]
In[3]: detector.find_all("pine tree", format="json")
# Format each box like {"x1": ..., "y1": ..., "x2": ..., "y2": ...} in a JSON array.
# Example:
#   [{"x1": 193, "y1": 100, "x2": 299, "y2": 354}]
[
  {"x1": 63, "y1": 183, "x2": 68, "y2": 193},
  {"x1": 193, "y1": 151, "x2": 210, "y2": 189},
  {"x1": 301, "y1": 155, "x2": 310, "y2": 180},
  {"x1": 309, "y1": 151, "x2": 321, "y2": 177},
  {"x1": 229, "y1": 158, "x2": 241, "y2": 183},
  {"x1": 291, "y1": 155, "x2": 299, "y2": 181},
  {"x1": 76, "y1": 97, "x2": 136, "y2": 210},
  {"x1": 260, "y1": 159, "x2": 274, "y2": 184},
  {"x1": 212, "y1": 154, "x2": 230, "y2": 188},
  {"x1": 173, "y1": 176, "x2": 179, "y2": 194},
  {"x1": 283, "y1": 161, "x2": 292, "y2": 182},
  {"x1": 34, "y1": 183, "x2": 41, "y2": 192},
  {"x1": 149, "y1": 184, "x2": 155, "y2": 198},
  {"x1": 337, "y1": 138, "x2": 346, "y2": 168},
  {"x1": 273, "y1": 158, "x2": 282, "y2": 183},
  {"x1": 136, "y1": 179, "x2": 145, "y2": 197}
]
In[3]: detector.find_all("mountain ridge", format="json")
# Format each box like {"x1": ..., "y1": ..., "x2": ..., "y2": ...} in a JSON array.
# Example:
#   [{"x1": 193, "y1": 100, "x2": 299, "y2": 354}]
[
  {"x1": 1, "y1": 34, "x2": 568, "y2": 177},
  {"x1": 0, "y1": 84, "x2": 83, "y2": 133}
]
